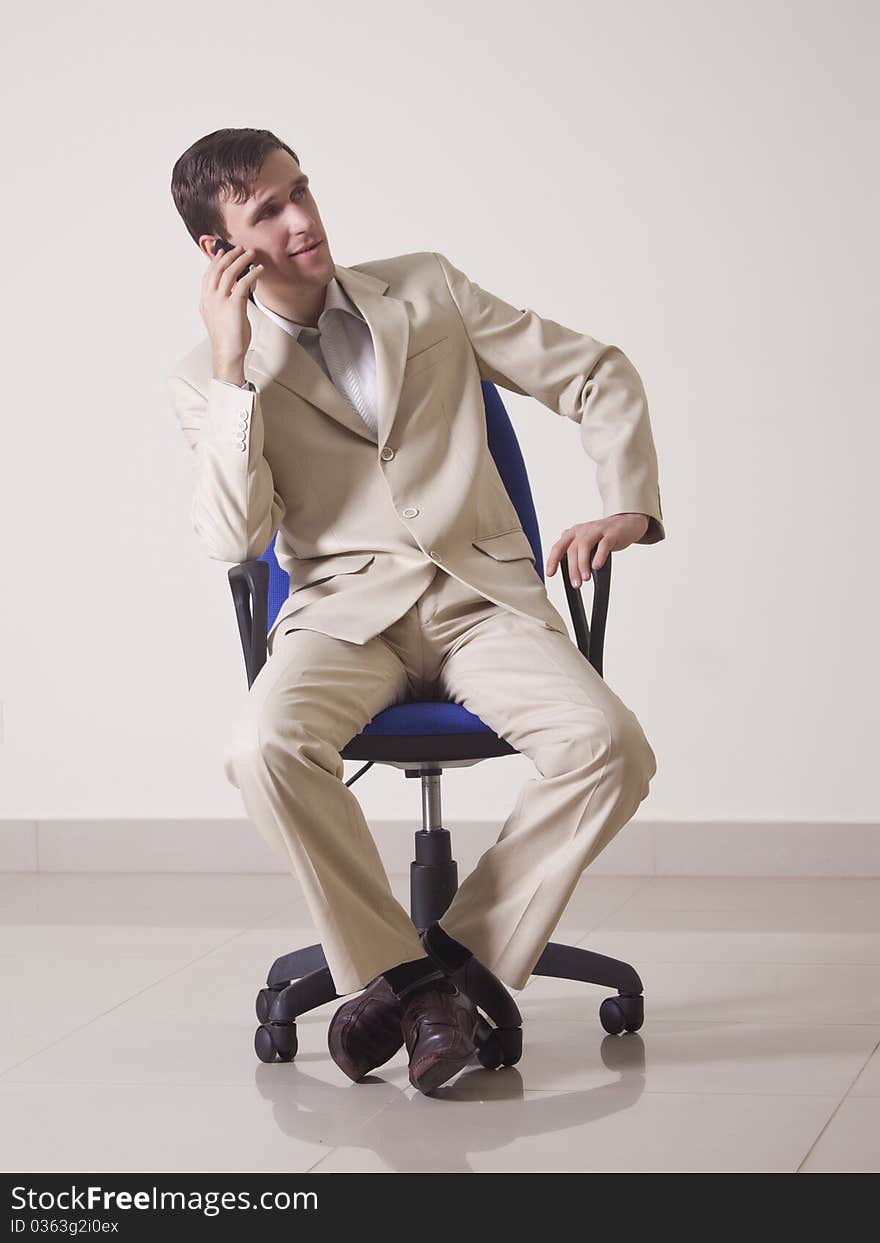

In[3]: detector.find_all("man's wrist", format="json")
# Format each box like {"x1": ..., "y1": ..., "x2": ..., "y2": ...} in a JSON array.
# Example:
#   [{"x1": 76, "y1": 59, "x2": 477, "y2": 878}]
[{"x1": 212, "y1": 359, "x2": 247, "y2": 386}]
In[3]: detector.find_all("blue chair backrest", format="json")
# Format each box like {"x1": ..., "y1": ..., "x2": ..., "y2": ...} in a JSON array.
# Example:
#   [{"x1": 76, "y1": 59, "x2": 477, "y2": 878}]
[{"x1": 261, "y1": 381, "x2": 544, "y2": 631}]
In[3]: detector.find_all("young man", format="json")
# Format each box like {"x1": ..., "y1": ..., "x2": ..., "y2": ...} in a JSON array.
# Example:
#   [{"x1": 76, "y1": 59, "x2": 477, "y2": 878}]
[{"x1": 167, "y1": 127, "x2": 665, "y2": 1095}]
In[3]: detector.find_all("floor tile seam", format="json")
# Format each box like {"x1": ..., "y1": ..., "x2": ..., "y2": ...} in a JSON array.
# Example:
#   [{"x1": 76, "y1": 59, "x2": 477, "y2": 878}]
[
  {"x1": 824, "y1": 1030, "x2": 880, "y2": 1111},
  {"x1": 794, "y1": 1088, "x2": 862, "y2": 1172},
  {"x1": 0, "y1": 931, "x2": 253, "y2": 1077}
]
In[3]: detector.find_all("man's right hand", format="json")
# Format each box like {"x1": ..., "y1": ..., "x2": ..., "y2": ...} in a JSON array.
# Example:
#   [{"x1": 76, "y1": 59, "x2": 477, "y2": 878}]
[{"x1": 200, "y1": 243, "x2": 263, "y2": 383}]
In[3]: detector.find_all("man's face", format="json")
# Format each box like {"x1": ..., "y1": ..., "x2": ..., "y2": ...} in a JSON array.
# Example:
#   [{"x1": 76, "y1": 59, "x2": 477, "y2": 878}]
[{"x1": 214, "y1": 147, "x2": 334, "y2": 288}]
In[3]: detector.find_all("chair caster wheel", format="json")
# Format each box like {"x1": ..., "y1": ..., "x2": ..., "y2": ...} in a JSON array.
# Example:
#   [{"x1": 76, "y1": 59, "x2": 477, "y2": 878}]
[
  {"x1": 255, "y1": 985, "x2": 285, "y2": 1023},
  {"x1": 477, "y1": 1032, "x2": 503, "y2": 1069},
  {"x1": 254, "y1": 1021, "x2": 298, "y2": 1063},
  {"x1": 475, "y1": 1018, "x2": 522, "y2": 1069},
  {"x1": 599, "y1": 994, "x2": 644, "y2": 1035}
]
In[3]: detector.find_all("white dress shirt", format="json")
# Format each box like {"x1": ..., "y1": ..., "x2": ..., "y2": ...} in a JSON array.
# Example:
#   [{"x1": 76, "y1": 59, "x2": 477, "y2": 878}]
[{"x1": 218, "y1": 277, "x2": 378, "y2": 441}]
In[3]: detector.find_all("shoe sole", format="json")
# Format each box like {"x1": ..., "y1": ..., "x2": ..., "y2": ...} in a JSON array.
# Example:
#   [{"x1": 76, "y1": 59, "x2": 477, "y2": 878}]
[{"x1": 410, "y1": 1050, "x2": 474, "y2": 1094}]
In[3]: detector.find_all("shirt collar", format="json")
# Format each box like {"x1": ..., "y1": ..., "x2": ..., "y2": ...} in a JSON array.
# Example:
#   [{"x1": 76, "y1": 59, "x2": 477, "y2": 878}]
[{"x1": 253, "y1": 275, "x2": 363, "y2": 340}]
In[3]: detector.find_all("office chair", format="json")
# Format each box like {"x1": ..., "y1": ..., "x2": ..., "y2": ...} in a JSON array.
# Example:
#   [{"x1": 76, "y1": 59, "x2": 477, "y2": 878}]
[{"x1": 229, "y1": 381, "x2": 645, "y2": 1068}]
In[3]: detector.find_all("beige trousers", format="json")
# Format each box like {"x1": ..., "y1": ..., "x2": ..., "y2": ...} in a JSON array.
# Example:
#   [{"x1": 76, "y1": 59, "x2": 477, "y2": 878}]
[{"x1": 223, "y1": 566, "x2": 657, "y2": 995}]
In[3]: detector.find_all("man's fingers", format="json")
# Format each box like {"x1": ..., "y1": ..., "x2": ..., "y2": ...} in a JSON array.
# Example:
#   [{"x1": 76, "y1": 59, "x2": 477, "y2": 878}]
[
  {"x1": 545, "y1": 530, "x2": 573, "y2": 576},
  {"x1": 569, "y1": 537, "x2": 601, "y2": 588},
  {"x1": 567, "y1": 542, "x2": 583, "y2": 587},
  {"x1": 578, "y1": 541, "x2": 595, "y2": 582},
  {"x1": 592, "y1": 536, "x2": 610, "y2": 571},
  {"x1": 545, "y1": 524, "x2": 622, "y2": 582}
]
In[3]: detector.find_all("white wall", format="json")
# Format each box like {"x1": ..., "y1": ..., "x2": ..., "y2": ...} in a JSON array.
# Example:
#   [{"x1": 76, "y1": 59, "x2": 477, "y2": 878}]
[{"x1": 1, "y1": 0, "x2": 877, "y2": 829}]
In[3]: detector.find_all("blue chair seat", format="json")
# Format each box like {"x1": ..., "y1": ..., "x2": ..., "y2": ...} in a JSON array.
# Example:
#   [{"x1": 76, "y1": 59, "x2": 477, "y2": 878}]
[
  {"x1": 360, "y1": 700, "x2": 493, "y2": 735},
  {"x1": 339, "y1": 694, "x2": 517, "y2": 764}
]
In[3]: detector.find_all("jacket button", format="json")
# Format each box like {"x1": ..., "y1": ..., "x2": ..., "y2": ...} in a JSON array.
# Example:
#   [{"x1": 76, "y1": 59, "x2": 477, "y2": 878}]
[
  {"x1": 430, "y1": 550, "x2": 442, "y2": 562},
  {"x1": 402, "y1": 506, "x2": 419, "y2": 518},
  {"x1": 380, "y1": 446, "x2": 395, "y2": 460}
]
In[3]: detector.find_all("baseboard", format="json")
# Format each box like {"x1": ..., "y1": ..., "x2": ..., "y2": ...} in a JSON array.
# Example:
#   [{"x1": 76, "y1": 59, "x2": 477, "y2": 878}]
[{"x1": 1, "y1": 819, "x2": 878, "y2": 876}]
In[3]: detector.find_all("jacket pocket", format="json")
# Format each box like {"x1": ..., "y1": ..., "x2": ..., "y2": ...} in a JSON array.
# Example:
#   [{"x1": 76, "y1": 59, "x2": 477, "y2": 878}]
[
  {"x1": 403, "y1": 335, "x2": 452, "y2": 379},
  {"x1": 471, "y1": 528, "x2": 535, "y2": 562},
  {"x1": 290, "y1": 551, "x2": 376, "y2": 591}
]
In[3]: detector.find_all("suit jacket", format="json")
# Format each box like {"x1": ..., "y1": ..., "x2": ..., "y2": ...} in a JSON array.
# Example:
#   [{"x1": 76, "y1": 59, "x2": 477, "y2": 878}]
[{"x1": 166, "y1": 251, "x2": 665, "y2": 651}]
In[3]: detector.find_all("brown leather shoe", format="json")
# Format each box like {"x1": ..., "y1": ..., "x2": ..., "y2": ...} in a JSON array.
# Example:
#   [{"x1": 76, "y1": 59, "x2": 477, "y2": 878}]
[
  {"x1": 327, "y1": 974, "x2": 404, "y2": 1082},
  {"x1": 401, "y1": 979, "x2": 480, "y2": 1094}
]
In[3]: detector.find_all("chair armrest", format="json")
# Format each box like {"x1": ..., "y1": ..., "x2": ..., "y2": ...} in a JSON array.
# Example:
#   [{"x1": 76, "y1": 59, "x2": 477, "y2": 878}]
[
  {"x1": 227, "y1": 559, "x2": 270, "y2": 689},
  {"x1": 560, "y1": 552, "x2": 611, "y2": 678}
]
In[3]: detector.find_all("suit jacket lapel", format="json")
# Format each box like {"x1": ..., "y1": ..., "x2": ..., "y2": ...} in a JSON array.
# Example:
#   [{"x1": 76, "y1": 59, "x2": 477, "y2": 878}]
[{"x1": 244, "y1": 263, "x2": 410, "y2": 450}]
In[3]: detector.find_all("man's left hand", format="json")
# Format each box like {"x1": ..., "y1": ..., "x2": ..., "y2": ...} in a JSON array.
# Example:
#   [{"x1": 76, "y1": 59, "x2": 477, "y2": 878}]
[{"x1": 545, "y1": 513, "x2": 650, "y2": 587}]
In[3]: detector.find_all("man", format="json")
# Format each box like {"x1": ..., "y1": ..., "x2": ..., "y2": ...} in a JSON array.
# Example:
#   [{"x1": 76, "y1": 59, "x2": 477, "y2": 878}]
[{"x1": 167, "y1": 127, "x2": 665, "y2": 1095}]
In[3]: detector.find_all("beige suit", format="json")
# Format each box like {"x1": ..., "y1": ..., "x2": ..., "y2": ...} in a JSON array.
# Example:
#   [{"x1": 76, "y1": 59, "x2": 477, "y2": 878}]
[{"x1": 166, "y1": 251, "x2": 665, "y2": 995}]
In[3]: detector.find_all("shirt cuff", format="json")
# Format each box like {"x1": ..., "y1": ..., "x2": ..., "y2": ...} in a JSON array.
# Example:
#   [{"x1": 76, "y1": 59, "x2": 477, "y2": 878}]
[{"x1": 215, "y1": 379, "x2": 256, "y2": 392}]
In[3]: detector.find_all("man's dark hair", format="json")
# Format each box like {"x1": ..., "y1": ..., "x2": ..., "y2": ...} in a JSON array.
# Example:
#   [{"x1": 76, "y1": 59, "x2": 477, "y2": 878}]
[{"x1": 170, "y1": 127, "x2": 300, "y2": 247}]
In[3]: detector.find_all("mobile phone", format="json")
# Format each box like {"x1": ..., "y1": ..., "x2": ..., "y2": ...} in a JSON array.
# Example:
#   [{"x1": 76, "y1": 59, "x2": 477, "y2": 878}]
[{"x1": 213, "y1": 236, "x2": 257, "y2": 303}]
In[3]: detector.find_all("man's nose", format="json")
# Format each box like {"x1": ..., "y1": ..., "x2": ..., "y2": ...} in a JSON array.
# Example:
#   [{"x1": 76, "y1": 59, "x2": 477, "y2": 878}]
[{"x1": 285, "y1": 204, "x2": 313, "y2": 230}]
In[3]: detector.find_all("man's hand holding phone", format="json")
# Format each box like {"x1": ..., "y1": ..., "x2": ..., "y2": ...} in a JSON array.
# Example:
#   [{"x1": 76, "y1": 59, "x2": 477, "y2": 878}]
[{"x1": 201, "y1": 242, "x2": 263, "y2": 385}]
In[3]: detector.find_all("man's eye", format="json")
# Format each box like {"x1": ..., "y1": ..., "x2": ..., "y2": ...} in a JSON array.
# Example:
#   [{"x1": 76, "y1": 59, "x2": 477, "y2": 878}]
[{"x1": 261, "y1": 187, "x2": 308, "y2": 220}]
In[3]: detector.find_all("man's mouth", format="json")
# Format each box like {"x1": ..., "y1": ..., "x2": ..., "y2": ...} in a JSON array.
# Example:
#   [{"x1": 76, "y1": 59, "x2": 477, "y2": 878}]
[{"x1": 291, "y1": 240, "x2": 323, "y2": 257}]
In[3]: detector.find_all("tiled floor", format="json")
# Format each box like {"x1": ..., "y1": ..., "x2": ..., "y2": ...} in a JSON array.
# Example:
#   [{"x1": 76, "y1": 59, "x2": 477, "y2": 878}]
[{"x1": 0, "y1": 871, "x2": 878, "y2": 1172}]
